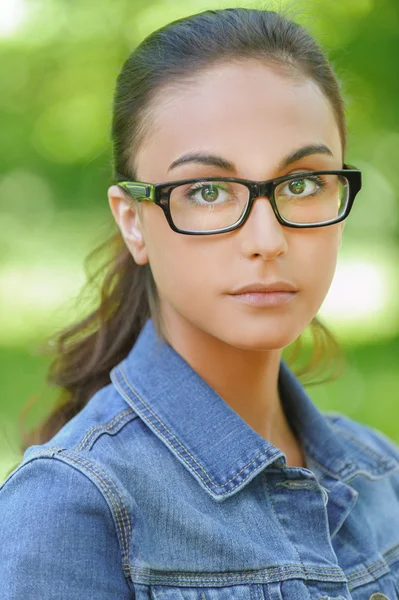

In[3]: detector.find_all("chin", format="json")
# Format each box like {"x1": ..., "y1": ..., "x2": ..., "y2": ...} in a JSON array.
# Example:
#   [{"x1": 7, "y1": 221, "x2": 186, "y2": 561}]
[{"x1": 219, "y1": 324, "x2": 302, "y2": 352}]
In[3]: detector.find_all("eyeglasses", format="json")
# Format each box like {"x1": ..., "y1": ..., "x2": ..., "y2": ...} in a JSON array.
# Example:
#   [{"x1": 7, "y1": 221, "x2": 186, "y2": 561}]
[{"x1": 116, "y1": 164, "x2": 362, "y2": 235}]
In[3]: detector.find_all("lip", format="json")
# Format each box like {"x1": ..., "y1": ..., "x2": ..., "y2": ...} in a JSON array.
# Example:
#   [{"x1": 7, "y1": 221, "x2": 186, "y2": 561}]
[
  {"x1": 228, "y1": 281, "x2": 298, "y2": 308},
  {"x1": 229, "y1": 281, "x2": 298, "y2": 294}
]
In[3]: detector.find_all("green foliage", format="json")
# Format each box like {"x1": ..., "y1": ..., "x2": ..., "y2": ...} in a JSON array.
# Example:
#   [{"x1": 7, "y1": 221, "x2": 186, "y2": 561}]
[{"x1": 1, "y1": 0, "x2": 398, "y2": 479}]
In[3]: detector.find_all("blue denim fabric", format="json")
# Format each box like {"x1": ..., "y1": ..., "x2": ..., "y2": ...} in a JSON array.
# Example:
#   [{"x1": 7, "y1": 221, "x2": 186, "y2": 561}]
[{"x1": 1, "y1": 318, "x2": 399, "y2": 600}]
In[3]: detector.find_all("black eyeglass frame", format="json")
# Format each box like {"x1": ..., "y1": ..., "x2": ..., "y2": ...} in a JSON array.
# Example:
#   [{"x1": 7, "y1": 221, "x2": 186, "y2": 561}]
[{"x1": 116, "y1": 164, "x2": 362, "y2": 235}]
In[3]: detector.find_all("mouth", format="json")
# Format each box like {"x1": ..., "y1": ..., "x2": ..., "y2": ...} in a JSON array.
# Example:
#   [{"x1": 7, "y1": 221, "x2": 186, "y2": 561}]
[
  {"x1": 227, "y1": 281, "x2": 298, "y2": 307},
  {"x1": 230, "y1": 281, "x2": 298, "y2": 294},
  {"x1": 228, "y1": 290, "x2": 297, "y2": 307}
]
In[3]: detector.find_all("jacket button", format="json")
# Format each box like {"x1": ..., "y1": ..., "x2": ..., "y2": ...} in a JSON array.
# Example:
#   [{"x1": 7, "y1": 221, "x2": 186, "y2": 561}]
[{"x1": 369, "y1": 594, "x2": 389, "y2": 600}]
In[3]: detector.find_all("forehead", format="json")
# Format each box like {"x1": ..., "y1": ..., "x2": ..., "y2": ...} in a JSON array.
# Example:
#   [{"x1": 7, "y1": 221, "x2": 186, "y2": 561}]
[{"x1": 135, "y1": 60, "x2": 342, "y2": 179}]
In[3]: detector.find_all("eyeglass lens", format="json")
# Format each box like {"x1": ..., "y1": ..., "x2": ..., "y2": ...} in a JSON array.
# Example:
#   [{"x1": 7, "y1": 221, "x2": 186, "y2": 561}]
[{"x1": 169, "y1": 174, "x2": 350, "y2": 232}]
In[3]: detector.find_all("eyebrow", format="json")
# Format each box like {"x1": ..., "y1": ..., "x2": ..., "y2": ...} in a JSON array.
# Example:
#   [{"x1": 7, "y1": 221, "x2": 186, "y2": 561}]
[{"x1": 167, "y1": 144, "x2": 334, "y2": 173}]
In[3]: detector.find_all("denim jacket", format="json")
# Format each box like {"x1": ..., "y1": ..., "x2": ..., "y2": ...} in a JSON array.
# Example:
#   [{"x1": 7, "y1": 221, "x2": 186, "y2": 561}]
[{"x1": 1, "y1": 318, "x2": 399, "y2": 600}]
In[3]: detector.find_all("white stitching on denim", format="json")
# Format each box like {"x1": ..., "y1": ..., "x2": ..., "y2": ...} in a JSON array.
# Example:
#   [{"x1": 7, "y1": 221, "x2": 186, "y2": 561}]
[
  {"x1": 128, "y1": 575, "x2": 346, "y2": 586},
  {"x1": 344, "y1": 464, "x2": 399, "y2": 483},
  {"x1": 250, "y1": 584, "x2": 256, "y2": 600},
  {"x1": 253, "y1": 583, "x2": 266, "y2": 600},
  {"x1": 21, "y1": 452, "x2": 133, "y2": 580},
  {"x1": 66, "y1": 454, "x2": 131, "y2": 551},
  {"x1": 127, "y1": 565, "x2": 345, "y2": 578},
  {"x1": 263, "y1": 476, "x2": 312, "y2": 600},
  {"x1": 75, "y1": 408, "x2": 136, "y2": 451},
  {"x1": 346, "y1": 556, "x2": 392, "y2": 583},
  {"x1": 125, "y1": 564, "x2": 347, "y2": 586},
  {"x1": 263, "y1": 584, "x2": 272, "y2": 600},
  {"x1": 57, "y1": 452, "x2": 132, "y2": 565},
  {"x1": 131, "y1": 565, "x2": 345, "y2": 576},
  {"x1": 119, "y1": 365, "x2": 279, "y2": 485},
  {"x1": 131, "y1": 565, "x2": 347, "y2": 583},
  {"x1": 385, "y1": 544, "x2": 399, "y2": 565},
  {"x1": 340, "y1": 545, "x2": 399, "y2": 591},
  {"x1": 305, "y1": 454, "x2": 353, "y2": 480},
  {"x1": 330, "y1": 425, "x2": 394, "y2": 468},
  {"x1": 115, "y1": 365, "x2": 280, "y2": 494}
]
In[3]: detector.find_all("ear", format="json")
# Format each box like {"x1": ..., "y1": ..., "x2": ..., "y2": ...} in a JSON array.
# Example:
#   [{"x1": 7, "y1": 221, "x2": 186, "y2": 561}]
[{"x1": 107, "y1": 185, "x2": 149, "y2": 265}]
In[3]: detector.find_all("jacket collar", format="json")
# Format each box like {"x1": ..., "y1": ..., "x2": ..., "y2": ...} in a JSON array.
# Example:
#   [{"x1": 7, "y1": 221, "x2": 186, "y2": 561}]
[{"x1": 110, "y1": 319, "x2": 396, "y2": 502}]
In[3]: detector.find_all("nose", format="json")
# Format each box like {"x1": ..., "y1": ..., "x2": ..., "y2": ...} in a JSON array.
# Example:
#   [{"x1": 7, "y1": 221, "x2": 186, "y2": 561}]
[{"x1": 238, "y1": 196, "x2": 288, "y2": 260}]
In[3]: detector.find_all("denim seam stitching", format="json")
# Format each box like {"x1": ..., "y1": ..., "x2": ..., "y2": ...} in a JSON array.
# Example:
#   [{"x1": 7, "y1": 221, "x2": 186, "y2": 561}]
[
  {"x1": 127, "y1": 574, "x2": 346, "y2": 584},
  {"x1": 55, "y1": 451, "x2": 132, "y2": 578},
  {"x1": 264, "y1": 584, "x2": 272, "y2": 600},
  {"x1": 345, "y1": 552, "x2": 396, "y2": 585},
  {"x1": 115, "y1": 366, "x2": 280, "y2": 494},
  {"x1": 337, "y1": 522, "x2": 371, "y2": 586},
  {"x1": 62, "y1": 452, "x2": 131, "y2": 551},
  {"x1": 330, "y1": 426, "x2": 394, "y2": 469},
  {"x1": 305, "y1": 453, "x2": 355, "y2": 480},
  {"x1": 0, "y1": 447, "x2": 63, "y2": 488},
  {"x1": 384, "y1": 544, "x2": 399, "y2": 564},
  {"x1": 74, "y1": 408, "x2": 136, "y2": 451},
  {"x1": 339, "y1": 531, "x2": 399, "y2": 586},
  {"x1": 255, "y1": 582, "x2": 266, "y2": 600},
  {"x1": 126, "y1": 566, "x2": 346, "y2": 577},
  {"x1": 262, "y1": 475, "x2": 312, "y2": 600},
  {"x1": 347, "y1": 548, "x2": 399, "y2": 580},
  {"x1": 343, "y1": 464, "x2": 399, "y2": 483},
  {"x1": 15, "y1": 451, "x2": 133, "y2": 581},
  {"x1": 250, "y1": 583, "x2": 263, "y2": 600},
  {"x1": 125, "y1": 566, "x2": 347, "y2": 585}
]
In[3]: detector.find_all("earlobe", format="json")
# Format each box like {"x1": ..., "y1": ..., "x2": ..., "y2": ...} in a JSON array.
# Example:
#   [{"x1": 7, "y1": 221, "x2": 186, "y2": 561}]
[{"x1": 107, "y1": 185, "x2": 149, "y2": 265}]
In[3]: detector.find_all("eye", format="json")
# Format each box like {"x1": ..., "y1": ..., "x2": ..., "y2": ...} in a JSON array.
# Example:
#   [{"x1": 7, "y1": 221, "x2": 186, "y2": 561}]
[
  {"x1": 186, "y1": 182, "x2": 231, "y2": 205},
  {"x1": 281, "y1": 177, "x2": 319, "y2": 197},
  {"x1": 199, "y1": 184, "x2": 220, "y2": 202}
]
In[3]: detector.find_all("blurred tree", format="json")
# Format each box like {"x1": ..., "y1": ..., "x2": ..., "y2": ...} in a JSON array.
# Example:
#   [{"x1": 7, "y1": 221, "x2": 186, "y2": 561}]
[{"x1": 0, "y1": 0, "x2": 398, "y2": 479}]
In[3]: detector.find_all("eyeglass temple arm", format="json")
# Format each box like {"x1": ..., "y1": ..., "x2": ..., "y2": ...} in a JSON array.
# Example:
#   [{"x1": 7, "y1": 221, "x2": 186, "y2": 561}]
[{"x1": 117, "y1": 181, "x2": 156, "y2": 202}]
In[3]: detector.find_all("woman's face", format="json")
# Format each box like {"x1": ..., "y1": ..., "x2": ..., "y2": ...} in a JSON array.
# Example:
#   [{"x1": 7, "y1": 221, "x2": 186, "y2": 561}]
[{"x1": 108, "y1": 60, "x2": 344, "y2": 350}]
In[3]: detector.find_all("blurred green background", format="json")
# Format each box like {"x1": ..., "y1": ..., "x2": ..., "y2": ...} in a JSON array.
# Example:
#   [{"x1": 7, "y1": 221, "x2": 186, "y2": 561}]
[{"x1": 1, "y1": 0, "x2": 398, "y2": 481}]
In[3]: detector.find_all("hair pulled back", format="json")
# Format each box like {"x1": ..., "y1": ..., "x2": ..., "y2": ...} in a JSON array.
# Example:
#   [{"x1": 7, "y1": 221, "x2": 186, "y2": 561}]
[{"x1": 20, "y1": 7, "x2": 345, "y2": 451}]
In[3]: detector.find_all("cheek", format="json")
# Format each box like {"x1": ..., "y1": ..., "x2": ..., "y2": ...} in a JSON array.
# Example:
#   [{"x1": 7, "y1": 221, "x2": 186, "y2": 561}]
[
  {"x1": 296, "y1": 226, "x2": 341, "y2": 294},
  {"x1": 142, "y1": 207, "x2": 210, "y2": 304}
]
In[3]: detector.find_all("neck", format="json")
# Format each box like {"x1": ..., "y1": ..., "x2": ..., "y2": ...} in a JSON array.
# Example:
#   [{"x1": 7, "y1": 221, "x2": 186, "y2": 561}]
[{"x1": 160, "y1": 306, "x2": 305, "y2": 467}]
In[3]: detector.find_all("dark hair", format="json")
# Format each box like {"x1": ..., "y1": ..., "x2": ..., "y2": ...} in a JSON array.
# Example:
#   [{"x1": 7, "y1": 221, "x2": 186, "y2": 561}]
[{"x1": 20, "y1": 7, "x2": 346, "y2": 452}]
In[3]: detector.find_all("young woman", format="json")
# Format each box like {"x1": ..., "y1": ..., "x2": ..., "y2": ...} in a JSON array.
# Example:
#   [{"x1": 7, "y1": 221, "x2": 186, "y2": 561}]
[{"x1": 1, "y1": 7, "x2": 398, "y2": 600}]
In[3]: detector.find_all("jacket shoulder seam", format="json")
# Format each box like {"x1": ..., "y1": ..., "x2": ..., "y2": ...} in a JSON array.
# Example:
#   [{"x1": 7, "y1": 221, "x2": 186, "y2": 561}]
[
  {"x1": 74, "y1": 407, "x2": 138, "y2": 452},
  {"x1": 58, "y1": 450, "x2": 132, "y2": 578},
  {"x1": 325, "y1": 413, "x2": 399, "y2": 470},
  {"x1": 13, "y1": 450, "x2": 133, "y2": 581}
]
